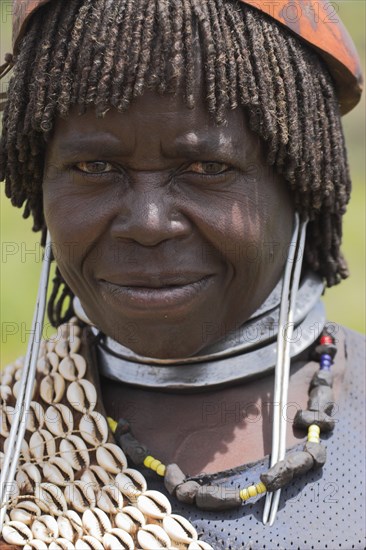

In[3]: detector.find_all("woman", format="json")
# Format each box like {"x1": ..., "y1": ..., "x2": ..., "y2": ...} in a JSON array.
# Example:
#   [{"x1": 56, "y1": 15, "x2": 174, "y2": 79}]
[{"x1": 0, "y1": 0, "x2": 364, "y2": 548}]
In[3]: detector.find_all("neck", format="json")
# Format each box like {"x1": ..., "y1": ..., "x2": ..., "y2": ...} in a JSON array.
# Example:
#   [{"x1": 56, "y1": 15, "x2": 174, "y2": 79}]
[{"x1": 98, "y1": 330, "x2": 346, "y2": 476}]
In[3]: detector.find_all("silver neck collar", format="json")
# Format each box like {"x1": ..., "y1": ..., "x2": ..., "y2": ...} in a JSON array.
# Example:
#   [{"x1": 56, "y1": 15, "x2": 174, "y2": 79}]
[{"x1": 92, "y1": 272, "x2": 325, "y2": 391}]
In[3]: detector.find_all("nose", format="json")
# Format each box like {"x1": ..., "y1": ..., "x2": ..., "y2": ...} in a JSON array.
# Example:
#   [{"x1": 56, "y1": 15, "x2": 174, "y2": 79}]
[{"x1": 110, "y1": 173, "x2": 192, "y2": 246}]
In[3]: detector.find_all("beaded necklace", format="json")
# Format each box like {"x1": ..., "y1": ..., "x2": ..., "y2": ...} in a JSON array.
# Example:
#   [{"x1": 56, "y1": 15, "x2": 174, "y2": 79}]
[{"x1": 107, "y1": 333, "x2": 337, "y2": 512}]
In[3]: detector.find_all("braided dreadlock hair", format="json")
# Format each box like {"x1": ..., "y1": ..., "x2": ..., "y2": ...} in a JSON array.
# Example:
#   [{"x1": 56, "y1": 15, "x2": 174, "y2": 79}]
[{"x1": 0, "y1": 0, "x2": 351, "y2": 326}]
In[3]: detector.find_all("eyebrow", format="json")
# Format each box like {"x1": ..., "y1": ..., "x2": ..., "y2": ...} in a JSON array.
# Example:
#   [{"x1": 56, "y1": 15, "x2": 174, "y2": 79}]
[
  {"x1": 55, "y1": 133, "x2": 134, "y2": 158},
  {"x1": 165, "y1": 132, "x2": 245, "y2": 161}
]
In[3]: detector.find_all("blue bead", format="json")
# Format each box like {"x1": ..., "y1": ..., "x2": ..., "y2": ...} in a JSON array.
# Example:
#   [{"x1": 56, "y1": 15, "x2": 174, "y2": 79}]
[{"x1": 320, "y1": 353, "x2": 332, "y2": 370}]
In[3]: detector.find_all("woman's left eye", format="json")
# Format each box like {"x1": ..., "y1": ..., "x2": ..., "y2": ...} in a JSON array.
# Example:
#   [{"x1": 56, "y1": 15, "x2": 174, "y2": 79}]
[
  {"x1": 187, "y1": 162, "x2": 230, "y2": 175},
  {"x1": 75, "y1": 161, "x2": 114, "y2": 174}
]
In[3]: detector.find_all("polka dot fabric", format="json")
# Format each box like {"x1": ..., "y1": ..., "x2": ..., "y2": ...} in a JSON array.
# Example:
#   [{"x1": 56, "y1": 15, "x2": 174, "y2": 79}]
[{"x1": 144, "y1": 327, "x2": 366, "y2": 550}]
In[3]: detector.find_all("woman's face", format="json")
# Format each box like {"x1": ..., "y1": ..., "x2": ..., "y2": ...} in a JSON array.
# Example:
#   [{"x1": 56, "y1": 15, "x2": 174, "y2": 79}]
[{"x1": 43, "y1": 91, "x2": 294, "y2": 358}]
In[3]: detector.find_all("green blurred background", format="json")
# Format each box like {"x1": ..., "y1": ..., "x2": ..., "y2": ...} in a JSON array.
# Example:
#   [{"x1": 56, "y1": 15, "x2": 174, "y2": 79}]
[{"x1": 0, "y1": 1, "x2": 365, "y2": 365}]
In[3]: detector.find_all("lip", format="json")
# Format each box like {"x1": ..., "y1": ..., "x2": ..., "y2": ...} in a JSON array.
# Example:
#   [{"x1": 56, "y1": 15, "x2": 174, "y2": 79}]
[{"x1": 98, "y1": 275, "x2": 215, "y2": 312}]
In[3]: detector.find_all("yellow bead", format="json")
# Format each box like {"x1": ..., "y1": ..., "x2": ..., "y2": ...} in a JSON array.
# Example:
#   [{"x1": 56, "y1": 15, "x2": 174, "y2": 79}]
[
  {"x1": 308, "y1": 424, "x2": 320, "y2": 434},
  {"x1": 248, "y1": 485, "x2": 257, "y2": 498},
  {"x1": 107, "y1": 417, "x2": 118, "y2": 433},
  {"x1": 144, "y1": 455, "x2": 155, "y2": 468},
  {"x1": 308, "y1": 436, "x2": 320, "y2": 443},
  {"x1": 256, "y1": 482, "x2": 266, "y2": 494},
  {"x1": 239, "y1": 488, "x2": 250, "y2": 501},
  {"x1": 156, "y1": 464, "x2": 166, "y2": 477},
  {"x1": 150, "y1": 459, "x2": 162, "y2": 472}
]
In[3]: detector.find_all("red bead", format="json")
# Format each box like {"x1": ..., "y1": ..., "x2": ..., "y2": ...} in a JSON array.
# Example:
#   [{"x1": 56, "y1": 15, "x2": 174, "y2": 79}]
[{"x1": 320, "y1": 335, "x2": 333, "y2": 345}]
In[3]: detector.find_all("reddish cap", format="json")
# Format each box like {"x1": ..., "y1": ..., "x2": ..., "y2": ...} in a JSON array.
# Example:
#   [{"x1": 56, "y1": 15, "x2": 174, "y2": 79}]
[{"x1": 10, "y1": 0, "x2": 364, "y2": 114}]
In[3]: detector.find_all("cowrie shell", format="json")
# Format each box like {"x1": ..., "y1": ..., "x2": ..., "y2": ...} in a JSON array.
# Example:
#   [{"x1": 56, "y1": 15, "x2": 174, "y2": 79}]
[
  {"x1": 35, "y1": 482, "x2": 68, "y2": 516},
  {"x1": 13, "y1": 379, "x2": 37, "y2": 400},
  {"x1": 55, "y1": 339, "x2": 69, "y2": 359},
  {"x1": 59, "y1": 354, "x2": 86, "y2": 381},
  {"x1": 45, "y1": 404, "x2": 73, "y2": 437},
  {"x1": 137, "y1": 490, "x2": 172, "y2": 519},
  {"x1": 55, "y1": 325, "x2": 81, "y2": 353},
  {"x1": 14, "y1": 356, "x2": 25, "y2": 368},
  {"x1": 163, "y1": 514, "x2": 198, "y2": 543},
  {"x1": 15, "y1": 368, "x2": 23, "y2": 380},
  {"x1": 2, "y1": 521, "x2": 33, "y2": 546},
  {"x1": 82, "y1": 508, "x2": 112, "y2": 541},
  {"x1": 96, "y1": 443, "x2": 128, "y2": 474},
  {"x1": 60, "y1": 435, "x2": 90, "y2": 470},
  {"x1": 79, "y1": 411, "x2": 108, "y2": 446},
  {"x1": 1, "y1": 372, "x2": 13, "y2": 386},
  {"x1": 4, "y1": 435, "x2": 31, "y2": 462},
  {"x1": 64, "y1": 480, "x2": 97, "y2": 513},
  {"x1": 75, "y1": 536, "x2": 104, "y2": 550},
  {"x1": 0, "y1": 384, "x2": 12, "y2": 401},
  {"x1": 57, "y1": 510, "x2": 83, "y2": 541},
  {"x1": 0, "y1": 404, "x2": 15, "y2": 437},
  {"x1": 81, "y1": 465, "x2": 112, "y2": 488},
  {"x1": 116, "y1": 469, "x2": 147, "y2": 501},
  {"x1": 102, "y1": 529, "x2": 134, "y2": 550},
  {"x1": 31, "y1": 514, "x2": 59, "y2": 543},
  {"x1": 40, "y1": 373, "x2": 65, "y2": 404},
  {"x1": 43, "y1": 457, "x2": 75, "y2": 486},
  {"x1": 25, "y1": 401, "x2": 45, "y2": 432},
  {"x1": 24, "y1": 540, "x2": 49, "y2": 550},
  {"x1": 69, "y1": 336, "x2": 82, "y2": 354},
  {"x1": 37, "y1": 352, "x2": 59, "y2": 375},
  {"x1": 49, "y1": 538, "x2": 76, "y2": 550},
  {"x1": 188, "y1": 541, "x2": 214, "y2": 550},
  {"x1": 115, "y1": 505, "x2": 146, "y2": 533},
  {"x1": 2, "y1": 363, "x2": 16, "y2": 378},
  {"x1": 10, "y1": 501, "x2": 41, "y2": 525},
  {"x1": 16, "y1": 463, "x2": 42, "y2": 493},
  {"x1": 48, "y1": 351, "x2": 60, "y2": 370},
  {"x1": 96, "y1": 484, "x2": 124, "y2": 514},
  {"x1": 46, "y1": 341, "x2": 56, "y2": 353},
  {"x1": 29, "y1": 429, "x2": 56, "y2": 462},
  {"x1": 66, "y1": 379, "x2": 97, "y2": 413},
  {"x1": 137, "y1": 524, "x2": 171, "y2": 549}
]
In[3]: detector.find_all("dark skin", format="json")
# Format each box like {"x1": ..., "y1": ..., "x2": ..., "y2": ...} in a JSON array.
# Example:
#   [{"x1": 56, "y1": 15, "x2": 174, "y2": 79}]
[
  {"x1": 44, "y1": 90, "x2": 293, "y2": 360},
  {"x1": 43, "y1": 88, "x2": 346, "y2": 474}
]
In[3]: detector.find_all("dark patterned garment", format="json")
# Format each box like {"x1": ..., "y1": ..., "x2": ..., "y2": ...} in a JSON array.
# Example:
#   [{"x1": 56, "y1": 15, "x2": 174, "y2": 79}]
[{"x1": 143, "y1": 328, "x2": 366, "y2": 550}]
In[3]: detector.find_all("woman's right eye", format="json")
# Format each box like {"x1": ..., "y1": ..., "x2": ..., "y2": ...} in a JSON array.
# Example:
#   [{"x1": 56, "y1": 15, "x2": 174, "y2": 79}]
[{"x1": 75, "y1": 161, "x2": 115, "y2": 174}]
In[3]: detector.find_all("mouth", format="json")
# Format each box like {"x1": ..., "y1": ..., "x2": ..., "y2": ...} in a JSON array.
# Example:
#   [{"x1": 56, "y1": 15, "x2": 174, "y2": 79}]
[{"x1": 98, "y1": 275, "x2": 215, "y2": 312}]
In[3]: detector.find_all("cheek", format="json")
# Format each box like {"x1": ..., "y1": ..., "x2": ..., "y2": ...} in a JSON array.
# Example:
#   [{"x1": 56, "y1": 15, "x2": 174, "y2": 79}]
[{"x1": 42, "y1": 178, "x2": 115, "y2": 275}]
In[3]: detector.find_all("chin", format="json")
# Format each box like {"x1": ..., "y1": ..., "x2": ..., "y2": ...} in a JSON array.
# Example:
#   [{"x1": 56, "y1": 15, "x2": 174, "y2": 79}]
[
  {"x1": 127, "y1": 339, "x2": 202, "y2": 360},
  {"x1": 109, "y1": 329, "x2": 203, "y2": 359}
]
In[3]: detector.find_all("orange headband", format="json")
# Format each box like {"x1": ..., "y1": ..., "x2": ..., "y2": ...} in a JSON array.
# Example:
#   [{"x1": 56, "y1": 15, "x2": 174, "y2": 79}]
[{"x1": 8, "y1": 0, "x2": 364, "y2": 114}]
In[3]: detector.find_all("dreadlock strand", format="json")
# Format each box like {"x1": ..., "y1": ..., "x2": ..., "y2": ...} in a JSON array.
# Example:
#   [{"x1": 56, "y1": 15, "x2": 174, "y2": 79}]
[
  {"x1": 110, "y1": 0, "x2": 135, "y2": 107},
  {"x1": 133, "y1": 0, "x2": 158, "y2": 98},
  {"x1": 206, "y1": 0, "x2": 228, "y2": 123},
  {"x1": 182, "y1": 0, "x2": 195, "y2": 108},
  {"x1": 216, "y1": 0, "x2": 238, "y2": 111},
  {"x1": 169, "y1": 0, "x2": 185, "y2": 94},
  {"x1": 191, "y1": 1, "x2": 216, "y2": 114},
  {"x1": 119, "y1": 0, "x2": 149, "y2": 110},
  {"x1": 60, "y1": 0, "x2": 95, "y2": 117}
]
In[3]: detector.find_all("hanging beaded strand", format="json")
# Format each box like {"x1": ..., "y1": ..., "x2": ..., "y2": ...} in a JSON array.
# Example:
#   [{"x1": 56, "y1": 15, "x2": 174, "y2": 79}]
[{"x1": 109, "y1": 331, "x2": 337, "y2": 511}]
